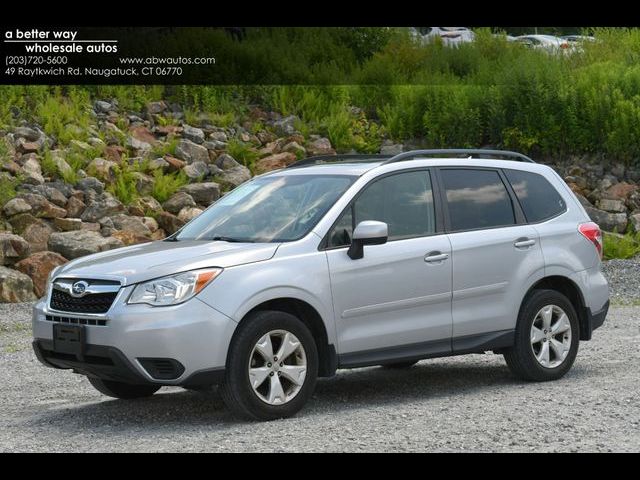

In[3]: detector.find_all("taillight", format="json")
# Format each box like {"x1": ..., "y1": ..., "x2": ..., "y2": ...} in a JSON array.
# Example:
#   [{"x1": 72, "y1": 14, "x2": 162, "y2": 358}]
[{"x1": 579, "y1": 222, "x2": 603, "y2": 259}]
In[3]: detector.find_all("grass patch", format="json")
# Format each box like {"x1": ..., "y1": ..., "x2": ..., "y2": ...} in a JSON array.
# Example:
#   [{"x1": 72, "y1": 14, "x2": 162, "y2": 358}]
[
  {"x1": 151, "y1": 137, "x2": 179, "y2": 158},
  {"x1": 227, "y1": 139, "x2": 259, "y2": 170},
  {"x1": 150, "y1": 170, "x2": 188, "y2": 203},
  {"x1": 603, "y1": 231, "x2": 640, "y2": 260},
  {"x1": 0, "y1": 174, "x2": 20, "y2": 206}
]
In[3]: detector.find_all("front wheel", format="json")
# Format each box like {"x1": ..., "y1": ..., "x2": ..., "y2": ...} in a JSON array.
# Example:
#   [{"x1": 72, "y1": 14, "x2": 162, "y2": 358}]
[
  {"x1": 88, "y1": 377, "x2": 160, "y2": 399},
  {"x1": 220, "y1": 310, "x2": 318, "y2": 421},
  {"x1": 504, "y1": 289, "x2": 579, "y2": 382}
]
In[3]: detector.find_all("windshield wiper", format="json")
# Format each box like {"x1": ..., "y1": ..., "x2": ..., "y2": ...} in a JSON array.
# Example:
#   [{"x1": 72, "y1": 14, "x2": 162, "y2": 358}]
[{"x1": 209, "y1": 236, "x2": 254, "y2": 243}]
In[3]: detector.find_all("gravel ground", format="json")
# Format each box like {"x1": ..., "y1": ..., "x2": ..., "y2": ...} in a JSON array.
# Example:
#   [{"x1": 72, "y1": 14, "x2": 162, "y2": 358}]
[
  {"x1": 0, "y1": 263, "x2": 638, "y2": 452},
  {"x1": 602, "y1": 257, "x2": 640, "y2": 305}
]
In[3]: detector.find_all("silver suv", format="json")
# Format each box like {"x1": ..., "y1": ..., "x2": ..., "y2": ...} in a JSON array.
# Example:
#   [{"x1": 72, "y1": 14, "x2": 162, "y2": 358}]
[{"x1": 32, "y1": 149, "x2": 609, "y2": 420}]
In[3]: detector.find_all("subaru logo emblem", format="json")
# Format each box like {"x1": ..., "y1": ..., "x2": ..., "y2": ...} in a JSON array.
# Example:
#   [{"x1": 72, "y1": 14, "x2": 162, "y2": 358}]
[{"x1": 71, "y1": 281, "x2": 89, "y2": 297}]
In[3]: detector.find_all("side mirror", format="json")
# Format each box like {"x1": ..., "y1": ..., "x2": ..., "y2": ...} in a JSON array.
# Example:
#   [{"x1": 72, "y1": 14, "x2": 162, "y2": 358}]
[{"x1": 347, "y1": 221, "x2": 388, "y2": 260}]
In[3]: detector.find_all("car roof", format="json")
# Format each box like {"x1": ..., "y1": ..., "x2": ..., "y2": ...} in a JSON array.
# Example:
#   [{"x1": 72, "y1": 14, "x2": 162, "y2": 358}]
[{"x1": 263, "y1": 157, "x2": 552, "y2": 178}]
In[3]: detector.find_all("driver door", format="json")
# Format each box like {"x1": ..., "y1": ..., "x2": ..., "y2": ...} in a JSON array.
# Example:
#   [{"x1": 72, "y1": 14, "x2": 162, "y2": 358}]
[{"x1": 324, "y1": 170, "x2": 453, "y2": 362}]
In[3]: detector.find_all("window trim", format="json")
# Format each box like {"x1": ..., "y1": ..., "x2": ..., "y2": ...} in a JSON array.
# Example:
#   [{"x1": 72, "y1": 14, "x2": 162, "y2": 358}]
[
  {"x1": 318, "y1": 167, "x2": 444, "y2": 251},
  {"x1": 435, "y1": 166, "x2": 526, "y2": 234},
  {"x1": 502, "y1": 168, "x2": 568, "y2": 225}
]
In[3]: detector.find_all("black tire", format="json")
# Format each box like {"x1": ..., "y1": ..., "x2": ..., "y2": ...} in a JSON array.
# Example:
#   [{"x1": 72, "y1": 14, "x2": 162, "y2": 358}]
[
  {"x1": 220, "y1": 310, "x2": 318, "y2": 421},
  {"x1": 504, "y1": 289, "x2": 580, "y2": 382},
  {"x1": 381, "y1": 360, "x2": 418, "y2": 369},
  {"x1": 88, "y1": 376, "x2": 160, "y2": 399}
]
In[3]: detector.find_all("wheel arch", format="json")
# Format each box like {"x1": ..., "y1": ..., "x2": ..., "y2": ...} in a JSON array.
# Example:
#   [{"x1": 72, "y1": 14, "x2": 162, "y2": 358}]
[
  {"x1": 521, "y1": 275, "x2": 590, "y2": 340},
  {"x1": 233, "y1": 297, "x2": 337, "y2": 377}
]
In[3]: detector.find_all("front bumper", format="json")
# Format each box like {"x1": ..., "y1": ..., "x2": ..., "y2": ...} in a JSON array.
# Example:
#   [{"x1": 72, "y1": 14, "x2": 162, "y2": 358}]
[{"x1": 32, "y1": 292, "x2": 237, "y2": 386}]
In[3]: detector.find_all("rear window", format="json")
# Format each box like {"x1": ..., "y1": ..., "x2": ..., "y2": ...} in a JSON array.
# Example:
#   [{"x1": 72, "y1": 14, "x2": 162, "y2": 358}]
[
  {"x1": 504, "y1": 169, "x2": 566, "y2": 223},
  {"x1": 440, "y1": 169, "x2": 515, "y2": 231}
]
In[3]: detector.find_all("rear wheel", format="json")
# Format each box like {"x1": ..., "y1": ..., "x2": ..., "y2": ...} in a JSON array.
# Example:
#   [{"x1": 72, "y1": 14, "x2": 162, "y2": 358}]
[
  {"x1": 88, "y1": 377, "x2": 160, "y2": 399},
  {"x1": 220, "y1": 310, "x2": 318, "y2": 421},
  {"x1": 504, "y1": 289, "x2": 579, "y2": 382}
]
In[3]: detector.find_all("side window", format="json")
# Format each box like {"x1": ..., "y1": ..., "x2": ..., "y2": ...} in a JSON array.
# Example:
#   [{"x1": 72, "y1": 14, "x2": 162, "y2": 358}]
[
  {"x1": 327, "y1": 171, "x2": 436, "y2": 247},
  {"x1": 441, "y1": 169, "x2": 515, "y2": 231},
  {"x1": 504, "y1": 169, "x2": 566, "y2": 223}
]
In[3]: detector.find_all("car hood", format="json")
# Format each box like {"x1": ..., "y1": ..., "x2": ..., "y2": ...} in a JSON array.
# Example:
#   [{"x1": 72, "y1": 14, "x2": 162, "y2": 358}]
[{"x1": 55, "y1": 240, "x2": 280, "y2": 285}]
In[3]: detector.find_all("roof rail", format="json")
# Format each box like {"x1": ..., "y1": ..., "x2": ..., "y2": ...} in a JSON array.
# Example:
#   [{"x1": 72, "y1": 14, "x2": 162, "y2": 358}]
[
  {"x1": 286, "y1": 154, "x2": 392, "y2": 168},
  {"x1": 383, "y1": 149, "x2": 535, "y2": 164}
]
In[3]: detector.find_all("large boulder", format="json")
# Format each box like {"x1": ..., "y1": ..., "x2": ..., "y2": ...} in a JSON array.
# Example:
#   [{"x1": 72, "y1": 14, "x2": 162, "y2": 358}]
[
  {"x1": 65, "y1": 196, "x2": 86, "y2": 218},
  {"x1": 306, "y1": 137, "x2": 335, "y2": 156},
  {"x1": 182, "y1": 125, "x2": 205, "y2": 144},
  {"x1": 48, "y1": 230, "x2": 124, "y2": 259},
  {"x1": 184, "y1": 161, "x2": 210, "y2": 181},
  {"x1": 175, "y1": 139, "x2": 209, "y2": 164},
  {"x1": 20, "y1": 220, "x2": 54, "y2": 253},
  {"x1": 214, "y1": 153, "x2": 241, "y2": 170},
  {"x1": 584, "y1": 206, "x2": 628, "y2": 233},
  {"x1": 15, "y1": 251, "x2": 67, "y2": 297},
  {"x1": 163, "y1": 192, "x2": 196, "y2": 214},
  {"x1": 180, "y1": 182, "x2": 220, "y2": 206},
  {"x1": 0, "y1": 266, "x2": 37, "y2": 302},
  {"x1": 108, "y1": 214, "x2": 152, "y2": 236},
  {"x1": 3, "y1": 198, "x2": 32, "y2": 217},
  {"x1": 129, "y1": 196, "x2": 163, "y2": 217},
  {"x1": 603, "y1": 182, "x2": 638, "y2": 201},
  {"x1": 156, "y1": 211, "x2": 185, "y2": 235},
  {"x1": 18, "y1": 193, "x2": 66, "y2": 219},
  {"x1": 111, "y1": 230, "x2": 152, "y2": 246},
  {"x1": 630, "y1": 212, "x2": 640, "y2": 233},
  {"x1": 87, "y1": 158, "x2": 118, "y2": 182},
  {"x1": 216, "y1": 165, "x2": 251, "y2": 189},
  {"x1": 177, "y1": 206, "x2": 203, "y2": 223},
  {"x1": 76, "y1": 177, "x2": 105, "y2": 194},
  {"x1": 255, "y1": 152, "x2": 297, "y2": 174},
  {"x1": 597, "y1": 198, "x2": 627, "y2": 213},
  {"x1": 81, "y1": 193, "x2": 125, "y2": 223},
  {"x1": 273, "y1": 115, "x2": 299, "y2": 136},
  {"x1": 0, "y1": 233, "x2": 30, "y2": 265}
]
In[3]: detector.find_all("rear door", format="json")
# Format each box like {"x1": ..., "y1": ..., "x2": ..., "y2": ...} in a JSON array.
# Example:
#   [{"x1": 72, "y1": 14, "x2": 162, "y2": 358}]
[{"x1": 438, "y1": 167, "x2": 545, "y2": 341}]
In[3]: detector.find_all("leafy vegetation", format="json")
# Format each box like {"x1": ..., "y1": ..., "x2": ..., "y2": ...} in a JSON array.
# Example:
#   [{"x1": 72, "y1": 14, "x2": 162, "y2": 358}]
[
  {"x1": 150, "y1": 170, "x2": 188, "y2": 203},
  {"x1": 0, "y1": 174, "x2": 20, "y2": 207},
  {"x1": 4, "y1": 29, "x2": 640, "y2": 164},
  {"x1": 227, "y1": 139, "x2": 259, "y2": 170},
  {"x1": 604, "y1": 231, "x2": 640, "y2": 260}
]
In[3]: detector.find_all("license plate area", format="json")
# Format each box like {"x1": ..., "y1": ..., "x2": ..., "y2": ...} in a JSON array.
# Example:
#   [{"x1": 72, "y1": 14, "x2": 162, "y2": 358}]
[{"x1": 52, "y1": 324, "x2": 85, "y2": 359}]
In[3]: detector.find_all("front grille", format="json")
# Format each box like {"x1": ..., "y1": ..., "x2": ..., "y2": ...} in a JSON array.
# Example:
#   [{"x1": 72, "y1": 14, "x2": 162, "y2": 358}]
[
  {"x1": 50, "y1": 289, "x2": 117, "y2": 314},
  {"x1": 45, "y1": 314, "x2": 107, "y2": 327}
]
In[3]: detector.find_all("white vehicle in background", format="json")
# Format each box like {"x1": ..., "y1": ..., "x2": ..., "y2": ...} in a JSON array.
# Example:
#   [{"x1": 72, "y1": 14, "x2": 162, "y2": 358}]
[
  {"x1": 513, "y1": 35, "x2": 570, "y2": 53},
  {"x1": 561, "y1": 35, "x2": 596, "y2": 44},
  {"x1": 411, "y1": 27, "x2": 475, "y2": 46}
]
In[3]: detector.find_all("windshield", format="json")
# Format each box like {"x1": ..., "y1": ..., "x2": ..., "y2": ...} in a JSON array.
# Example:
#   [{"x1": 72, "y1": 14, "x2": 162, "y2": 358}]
[{"x1": 175, "y1": 174, "x2": 355, "y2": 243}]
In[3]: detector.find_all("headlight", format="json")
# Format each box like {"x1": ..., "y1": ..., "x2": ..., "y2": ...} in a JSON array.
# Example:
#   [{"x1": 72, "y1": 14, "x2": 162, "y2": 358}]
[{"x1": 128, "y1": 268, "x2": 223, "y2": 306}]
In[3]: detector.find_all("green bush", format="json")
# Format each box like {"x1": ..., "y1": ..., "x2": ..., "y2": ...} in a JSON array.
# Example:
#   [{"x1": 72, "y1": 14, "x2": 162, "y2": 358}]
[
  {"x1": 150, "y1": 170, "x2": 188, "y2": 204},
  {"x1": 604, "y1": 231, "x2": 640, "y2": 260},
  {"x1": 227, "y1": 139, "x2": 259, "y2": 170},
  {"x1": 0, "y1": 174, "x2": 19, "y2": 207}
]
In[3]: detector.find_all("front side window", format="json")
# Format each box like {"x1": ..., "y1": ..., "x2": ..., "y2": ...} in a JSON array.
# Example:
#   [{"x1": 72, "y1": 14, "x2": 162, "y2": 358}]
[
  {"x1": 441, "y1": 169, "x2": 515, "y2": 231},
  {"x1": 504, "y1": 169, "x2": 566, "y2": 223},
  {"x1": 328, "y1": 171, "x2": 436, "y2": 247},
  {"x1": 175, "y1": 174, "x2": 355, "y2": 243}
]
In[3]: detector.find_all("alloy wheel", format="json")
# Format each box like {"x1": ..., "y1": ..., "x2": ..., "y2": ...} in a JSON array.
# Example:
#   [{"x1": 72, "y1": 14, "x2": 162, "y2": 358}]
[{"x1": 248, "y1": 330, "x2": 307, "y2": 405}]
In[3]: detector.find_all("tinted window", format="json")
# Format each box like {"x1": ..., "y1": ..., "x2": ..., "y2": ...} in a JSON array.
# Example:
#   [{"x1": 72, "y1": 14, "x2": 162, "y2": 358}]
[
  {"x1": 505, "y1": 169, "x2": 566, "y2": 222},
  {"x1": 441, "y1": 169, "x2": 515, "y2": 231},
  {"x1": 328, "y1": 171, "x2": 436, "y2": 247}
]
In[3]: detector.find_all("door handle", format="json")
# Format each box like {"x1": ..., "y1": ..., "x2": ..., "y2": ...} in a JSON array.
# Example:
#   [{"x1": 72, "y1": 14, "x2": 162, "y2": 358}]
[
  {"x1": 514, "y1": 238, "x2": 536, "y2": 249},
  {"x1": 424, "y1": 252, "x2": 449, "y2": 263}
]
